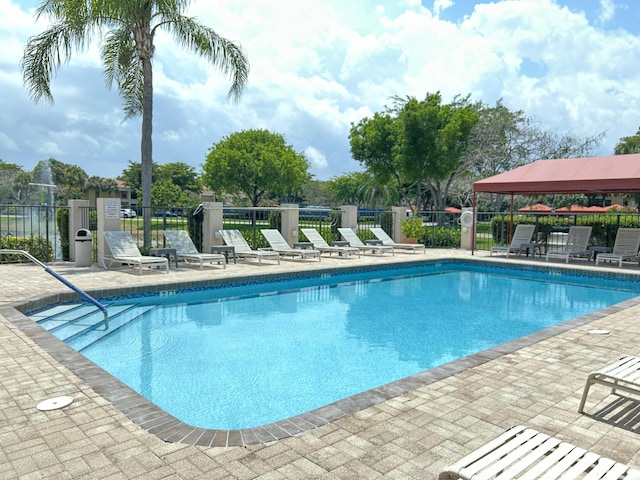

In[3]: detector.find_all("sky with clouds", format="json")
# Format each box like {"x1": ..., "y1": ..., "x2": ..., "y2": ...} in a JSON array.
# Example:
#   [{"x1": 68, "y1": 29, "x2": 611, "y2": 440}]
[{"x1": 1, "y1": 0, "x2": 639, "y2": 182}]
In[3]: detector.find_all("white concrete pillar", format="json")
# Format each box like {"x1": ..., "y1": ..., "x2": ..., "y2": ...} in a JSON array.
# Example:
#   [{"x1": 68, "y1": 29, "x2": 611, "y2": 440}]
[
  {"x1": 202, "y1": 202, "x2": 224, "y2": 251},
  {"x1": 280, "y1": 204, "x2": 299, "y2": 246},
  {"x1": 68, "y1": 199, "x2": 89, "y2": 262},
  {"x1": 391, "y1": 206, "x2": 406, "y2": 243},
  {"x1": 97, "y1": 198, "x2": 122, "y2": 268},
  {"x1": 340, "y1": 205, "x2": 358, "y2": 229},
  {"x1": 460, "y1": 208, "x2": 474, "y2": 250}
]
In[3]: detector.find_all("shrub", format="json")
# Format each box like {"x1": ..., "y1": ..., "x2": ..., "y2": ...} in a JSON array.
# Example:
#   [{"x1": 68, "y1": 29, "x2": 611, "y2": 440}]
[
  {"x1": 269, "y1": 210, "x2": 282, "y2": 230},
  {"x1": 379, "y1": 211, "x2": 393, "y2": 235},
  {"x1": 329, "y1": 211, "x2": 342, "y2": 240},
  {"x1": 401, "y1": 216, "x2": 423, "y2": 238},
  {"x1": 56, "y1": 208, "x2": 70, "y2": 261},
  {"x1": 0, "y1": 235, "x2": 53, "y2": 262},
  {"x1": 490, "y1": 213, "x2": 640, "y2": 248},
  {"x1": 421, "y1": 227, "x2": 460, "y2": 248}
]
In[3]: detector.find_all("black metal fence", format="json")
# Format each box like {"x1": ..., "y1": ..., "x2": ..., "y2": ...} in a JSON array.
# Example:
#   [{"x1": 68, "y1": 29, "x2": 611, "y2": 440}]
[
  {"x1": 0, "y1": 204, "x2": 67, "y2": 263},
  {"x1": 4, "y1": 204, "x2": 640, "y2": 263}
]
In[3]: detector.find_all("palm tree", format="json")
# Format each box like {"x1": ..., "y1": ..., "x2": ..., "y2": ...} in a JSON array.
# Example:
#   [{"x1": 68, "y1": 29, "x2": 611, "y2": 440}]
[{"x1": 21, "y1": 0, "x2": 249, "y2": 247}]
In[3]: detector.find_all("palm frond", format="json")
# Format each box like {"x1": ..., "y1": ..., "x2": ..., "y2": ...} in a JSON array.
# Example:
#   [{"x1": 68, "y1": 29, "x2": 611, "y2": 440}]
[
  {"x1": 102, "y1": 28, "x2": 143, "y2": 117},
  {"x1": 21, "y1": 21, "x2": 89, "y2": 103},
  {"x1": 159, "y1": 14, "x2": 249, "y2": 102}
]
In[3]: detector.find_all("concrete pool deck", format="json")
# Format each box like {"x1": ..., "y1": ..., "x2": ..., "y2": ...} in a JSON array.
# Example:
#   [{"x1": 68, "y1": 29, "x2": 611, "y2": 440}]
[{"x1": 2, "y1": 249, "x2": 640, "y2": 479}]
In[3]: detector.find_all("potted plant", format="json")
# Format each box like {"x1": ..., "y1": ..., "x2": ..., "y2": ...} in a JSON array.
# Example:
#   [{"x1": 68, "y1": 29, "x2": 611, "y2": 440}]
[{"x1": 401, "y1": 215, "x2": 423, "y2": 243}]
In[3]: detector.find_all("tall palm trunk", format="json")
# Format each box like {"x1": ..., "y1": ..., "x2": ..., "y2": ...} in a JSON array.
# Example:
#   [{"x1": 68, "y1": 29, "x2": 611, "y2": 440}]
[{"x1": 140, "y1": 42, "x2": 153, "y2": 248}]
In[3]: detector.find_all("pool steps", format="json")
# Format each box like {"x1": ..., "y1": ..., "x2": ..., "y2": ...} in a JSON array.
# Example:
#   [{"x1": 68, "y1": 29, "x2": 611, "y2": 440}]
[{"x1": 30, "y1": 303, "x2": 156, "y2": 351}]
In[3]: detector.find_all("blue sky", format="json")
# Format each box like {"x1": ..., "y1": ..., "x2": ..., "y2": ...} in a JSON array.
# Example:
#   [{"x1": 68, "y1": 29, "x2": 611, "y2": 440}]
[{"x1": 1, "y1": 0, "x2": 640, "y2": 182}]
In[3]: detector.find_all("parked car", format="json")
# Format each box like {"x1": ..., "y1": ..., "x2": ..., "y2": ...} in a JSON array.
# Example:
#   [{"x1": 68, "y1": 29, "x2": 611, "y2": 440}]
[
  {"x1": 120, "y1": 208, "x2": 137, "y2": 218},
  {"x1": 153, "y1": 210, "x2": 178, "y2": 217}
]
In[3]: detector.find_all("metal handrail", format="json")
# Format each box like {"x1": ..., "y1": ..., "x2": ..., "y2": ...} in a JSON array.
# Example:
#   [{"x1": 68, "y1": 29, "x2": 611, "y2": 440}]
[{"x1": 0, "y1": 249, "x2": 109, "y2": 329}]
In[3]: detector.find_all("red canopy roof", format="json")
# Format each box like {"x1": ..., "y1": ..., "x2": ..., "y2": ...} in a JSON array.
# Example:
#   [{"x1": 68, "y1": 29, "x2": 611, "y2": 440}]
[{"x1": 474, "y1": 154, "x2": 640, "y2": 194}]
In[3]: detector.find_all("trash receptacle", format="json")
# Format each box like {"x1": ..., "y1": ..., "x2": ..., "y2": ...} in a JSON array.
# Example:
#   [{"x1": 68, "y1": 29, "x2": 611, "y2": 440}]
[{"x1": 75, "y1": 229, "x2": 93, "y2": 267}]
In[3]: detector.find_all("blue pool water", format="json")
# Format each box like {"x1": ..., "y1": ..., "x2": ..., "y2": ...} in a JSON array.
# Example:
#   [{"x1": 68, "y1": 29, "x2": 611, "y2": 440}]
[{"x1": 36, "y1": 263, "x2": 640, "y2": 429}]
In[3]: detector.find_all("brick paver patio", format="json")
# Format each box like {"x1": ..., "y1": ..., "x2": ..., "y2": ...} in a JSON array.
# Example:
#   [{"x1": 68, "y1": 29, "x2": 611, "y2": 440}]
[{"x1": 2, "y1": 250, "x2": 640, "y2": 479}]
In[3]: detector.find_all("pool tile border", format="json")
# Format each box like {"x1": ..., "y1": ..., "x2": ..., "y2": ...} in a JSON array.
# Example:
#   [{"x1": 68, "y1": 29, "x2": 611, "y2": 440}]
[{"x1": 7, "y1": 257, "x2": 640, "y2": 447}]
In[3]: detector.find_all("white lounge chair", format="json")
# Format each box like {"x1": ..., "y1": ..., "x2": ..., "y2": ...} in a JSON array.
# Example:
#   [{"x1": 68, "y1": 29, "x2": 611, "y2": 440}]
[
  {"x1": 546, "y1": 226, "x2": 592, "y2": 263},
  {"x1": 596, "y1": 228, "x2": 640, "y2": 267},
  {"x1": 579, "y1": 355, "x2": 640, "y2": 414},
  {"x1": 300, "y1": 228, "x2": 360, "y2": 257},
  {"x1": 102, "y1": 231, "x2": 168, "y2": 274},
  {"x1": 439, "y1": 425, "x2": 640, "y2": 480},
  {"x1": 369, "y1": 227, "x2": 425, "y2": 254},
  {"x1": 490, "y1": 224, "x2": 535, "y2": 257},
  {"x1": 218, "y1": 229, "x2": 280, "y2": 264},
  {"x1": 162, "y1": 230, "x2": 226, "y2": 269},
  {"x1": 337, "y1": 228, "x2": 394, "y2": 256},
  {"x1": 260, "y1": 229, "x2": 322, "y2": 261}
]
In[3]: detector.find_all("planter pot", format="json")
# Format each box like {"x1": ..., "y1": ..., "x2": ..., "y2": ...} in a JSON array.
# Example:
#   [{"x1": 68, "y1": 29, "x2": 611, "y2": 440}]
[{"x1": 403, "y1": 237, "x2": 418, "y2": 244}]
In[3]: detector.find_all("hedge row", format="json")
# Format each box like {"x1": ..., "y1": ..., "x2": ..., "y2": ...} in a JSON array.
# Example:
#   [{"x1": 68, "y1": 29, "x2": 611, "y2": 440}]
[
  {"x1": 0, "y1": 235, "x2": 53, "y2": 262},
  {"x1": 490, "y1": 214, "x2": 640, "y2": 246}
]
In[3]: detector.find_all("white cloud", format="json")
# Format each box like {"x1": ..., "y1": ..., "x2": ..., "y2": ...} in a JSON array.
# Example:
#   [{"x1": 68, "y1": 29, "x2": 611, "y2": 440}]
[
  {"x1": 305, "y1": 146, "x2": 328, "y2": 170},
  {"x1": 32, "y1": 140, "x2": 62, "y2": 156},
  {"x1": 2, "y1": 0, "x2": 640, "y2": 182},
  {"x1": 598, "y1": 0, "x2": 616, "y2": 23},
  {"x1": 434, "y1": 0, "x2": 455, "y2": 17},
  {"x1": 0, "y1": 132, "x2": 19, "y2": 151}
]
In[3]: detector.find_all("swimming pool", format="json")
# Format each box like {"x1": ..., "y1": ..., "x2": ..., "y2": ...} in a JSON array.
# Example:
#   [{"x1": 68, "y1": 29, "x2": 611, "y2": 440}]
[{"x1": 29, "y1": 261, "x2": 640, "y2": 432}]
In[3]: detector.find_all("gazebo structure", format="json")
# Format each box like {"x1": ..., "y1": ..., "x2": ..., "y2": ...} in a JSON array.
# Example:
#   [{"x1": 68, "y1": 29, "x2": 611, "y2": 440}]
[{"x1": 471, "y1": 153, "x2": 640, "y2": 252}]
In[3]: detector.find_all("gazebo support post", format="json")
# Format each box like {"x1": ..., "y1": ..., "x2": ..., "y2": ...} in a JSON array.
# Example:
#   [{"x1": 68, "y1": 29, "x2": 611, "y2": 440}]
[{"x1": 472, "y1": 192, "x2": 477, "y2": 254}]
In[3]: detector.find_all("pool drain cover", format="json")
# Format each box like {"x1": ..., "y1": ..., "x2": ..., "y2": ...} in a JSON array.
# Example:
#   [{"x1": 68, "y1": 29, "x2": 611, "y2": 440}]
[
  {"x1": 36, "y1": 396, "x2": 73, "y2": 411},
  {"x1": 587, "y1": 329, "x2": 610, "y2": 335}
]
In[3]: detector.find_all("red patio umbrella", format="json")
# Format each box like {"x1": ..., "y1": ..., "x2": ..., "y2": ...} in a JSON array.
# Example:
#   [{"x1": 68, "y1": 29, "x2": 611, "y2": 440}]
[
  {"x1": 555, "y1": 205, "x2": 606, "y2": 213},
  {"x1": 445, "y1": 206, "x2": 462, "y2": 213},
  {"x1": 518, "y1": 203, "x2": 552, "y2": 212}
]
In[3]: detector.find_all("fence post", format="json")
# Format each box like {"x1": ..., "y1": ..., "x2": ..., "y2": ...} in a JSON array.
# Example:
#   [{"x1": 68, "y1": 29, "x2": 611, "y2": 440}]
[
  {"x1": 341, "y1": 205, "x2": 358, "y2": 230},
  {"x1": 391, "y1": 206, "x2": 406, "y2": 242},
  {"x1": 280, "y1": 204, "x2": 299, "y2": 246},
  {"x1": 97, "y1": 198, "x2": 122, "y2": 268},
  {"x1": 202, "y1": 202, "x2": 223, "y2": 252},
  {"x1": 68, "y1": 199, "x2": 89, "y2": 262}
]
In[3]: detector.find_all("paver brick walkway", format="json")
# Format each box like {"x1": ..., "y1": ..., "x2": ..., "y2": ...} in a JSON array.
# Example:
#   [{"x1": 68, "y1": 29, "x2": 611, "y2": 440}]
[{"x1": 2, "y1": 250, "x2": 640, "y2": 478}]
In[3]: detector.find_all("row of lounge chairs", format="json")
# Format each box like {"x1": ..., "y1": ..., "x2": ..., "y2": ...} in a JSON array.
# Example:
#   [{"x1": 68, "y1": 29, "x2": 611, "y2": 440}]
[
  {"x1": 102, "y1": 226, "x2": 425, "y2": 274},
  {"x1": 441, "y1": 354, "x2": 640, "y2": 479},
  {"x1": 491, "y1": 224, "x2": 640, "y2": 267}
]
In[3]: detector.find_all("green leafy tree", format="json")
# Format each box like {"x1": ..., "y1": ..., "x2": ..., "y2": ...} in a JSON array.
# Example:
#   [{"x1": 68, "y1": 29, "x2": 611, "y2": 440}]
[
  {"x1": 86, "y1": 176, "x2": 118, "y2": 197},
  {"x1": 326, "y1": 171, "x2": 398, "y2": 208},
  {"x1": 459, "y1": 99, "x2": 604, "y2": 211},
  {"x1": 21, "y1": 0, "x2": 249, "y2": 247},
  {"x1": 350, "y1": 92, "x2": 479, "y2": 212},
  {"x1": 349, "y1": 112, "x2": 399, "y2": 200},
  {"x1": 33, "y1": 158, "x2": 88, "y2": 204},
  {"x1": 203, "y1": 129, "x2": 311, "y2": 207},
  {"x1": 301, "y1": 180, "x2": 333, "y2": 207},
  {"x1": 156, "y1": 162, "x2": 200, "y2": 193},
  {"x1": 614, "y1": 127, "x2": 640, "y2": 154},
  {"x1": 120, "y1": 161, "x2": 200, "y2": 206},
  {"x1": 0, "y1": 161, "x2": 25, "y2": 204},
  {"x1": 119, "y1": 160, "x2": 158, "y2": 202},
  {"x1": 397, "y1": 93, "x2": 478, "y2": 211},
  {"x1": 326, "y1": 172, "x2": 366, "y2": 206},
  {"x1": 151, "y1": 179, "x2": 191, "y2": 207},
  {"x1": 10, "y1": 171, "x2": 35, "y2": 204},
  {"x1": 613, "y1": 128, "x2": 640, "y2": 206}
]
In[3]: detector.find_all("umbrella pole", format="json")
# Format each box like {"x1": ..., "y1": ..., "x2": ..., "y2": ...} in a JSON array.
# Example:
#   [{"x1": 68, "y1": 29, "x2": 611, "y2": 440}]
[{"x1": 472, "y1": 192, "x2": 476, "y2": 254}]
